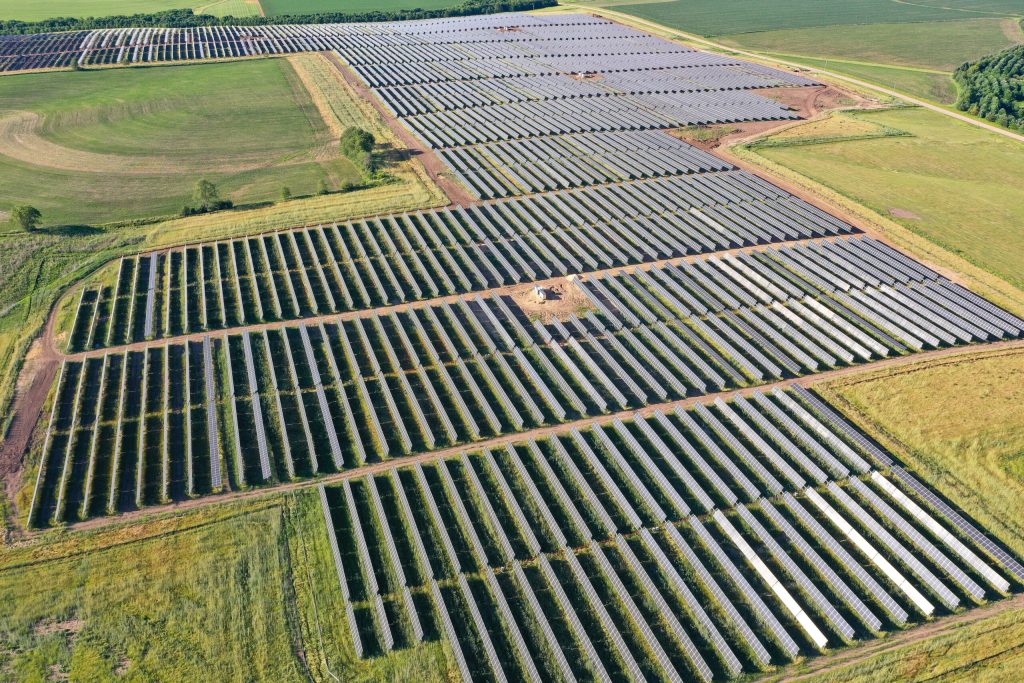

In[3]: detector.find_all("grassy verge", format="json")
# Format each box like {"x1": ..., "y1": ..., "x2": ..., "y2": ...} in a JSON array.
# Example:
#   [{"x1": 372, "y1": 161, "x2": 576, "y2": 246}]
[
  {"x1": 0, "y1": 486, "x2": 454, "y2": 681},
  {"x1": 762, "y1": 54, "x2": 958, "y2": 103},
  {"x1": 817, "y1": 347, "x2": 1024, "y2": 558}
]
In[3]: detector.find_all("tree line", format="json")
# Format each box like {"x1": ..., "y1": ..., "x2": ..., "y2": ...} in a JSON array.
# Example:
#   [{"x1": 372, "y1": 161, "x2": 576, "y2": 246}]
[
  {"x1": 0, "y1": 0, "x2": 557, "y2": 35},
  {"x1": 954, "y1": 43, "x2": 1024, "y2": 132}
]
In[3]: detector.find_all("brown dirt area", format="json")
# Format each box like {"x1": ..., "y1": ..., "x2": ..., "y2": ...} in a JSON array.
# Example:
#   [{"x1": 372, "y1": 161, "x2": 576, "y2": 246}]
[
  {"x1": 1, "y1": 308, "x2": 61, "y2": 532},
  {"x1": 675, "y1": 84, "x2": 883, "y2": 152},
  {"x1": 509, "y1": 279, "x2": 593, "y2": 322},
  {"x1": 33, "y1": 618, "x2": 84, "y2": 639},
  {"x1": 890, "y1": 207, "x2": 923, "y2": 220}
]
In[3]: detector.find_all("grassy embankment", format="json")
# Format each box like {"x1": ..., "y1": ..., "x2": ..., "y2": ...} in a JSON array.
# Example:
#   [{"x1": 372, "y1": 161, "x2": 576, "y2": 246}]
[
  {"x1": 0, "y1": 52, "x2": 444, "y2": 428},
  {"x1": 0, "y1": 488, "x2": 454, "y2": 680}
]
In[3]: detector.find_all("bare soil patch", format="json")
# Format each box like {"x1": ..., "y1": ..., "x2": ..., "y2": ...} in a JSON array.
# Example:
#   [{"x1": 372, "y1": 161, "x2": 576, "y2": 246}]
[
  {"x1": 508, "y1": 279, "x2": 593, "y2": 322},
  {"x1": 755, "y1": 84, "x2": 872, "y2": 119},
  {"x1": 33, "y1": 618, "x2": 84, "y2": 639},
  {"x1": 676, "y1": 84, "x2": 881, "y2": 152},
  {"x1": 890, "y1": 207, "x2": 922, "y2": 220}
]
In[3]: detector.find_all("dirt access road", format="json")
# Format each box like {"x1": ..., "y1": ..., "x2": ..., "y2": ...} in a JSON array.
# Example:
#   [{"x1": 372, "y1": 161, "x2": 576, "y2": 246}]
[
  {"x1": 323, "y1": 51, "x2": 477, "y2": 207},
  {"x1": 48, "y1": 337, "x2": 1024, "y2": 535}
]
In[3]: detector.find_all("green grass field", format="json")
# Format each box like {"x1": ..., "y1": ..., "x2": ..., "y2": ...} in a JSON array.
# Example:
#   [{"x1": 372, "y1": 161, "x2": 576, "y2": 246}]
[
  {"x1": 0, "y1": 58, "x2": 359, "y2": 227},
  {"x1": 0, "y1": 490, "x2": 454, "y2": 681},
  {"x1": 590, "y1": 0, "x2": 1024, "y2": 36},
  {"x1": 748, "y1": 107, "x2": 1024, "y2": 292},
  {"x1": 821, "y1": 348, "x2": 1024, "y2": 558},
  {"x1": 719, "y1": 17, "x2": 1023, "y2": 71},
  {"x1": 0, "y1": 0, "x2": 261, "y2": 21},
  {"x1": 584, "y1": 0, "x2": 1024, "y2": 105},
  {"x1": 260, "y1": 0, "x2": 458, "y2": 15}
]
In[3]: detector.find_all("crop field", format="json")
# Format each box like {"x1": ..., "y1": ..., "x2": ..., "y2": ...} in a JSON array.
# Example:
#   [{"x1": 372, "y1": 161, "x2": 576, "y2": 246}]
[
  {"x1": 317, "y1": 386, "x2": 1023, "y2": 680},
  {"x1": 589, "y1": 0, "x2": 1024, "y2": 37},
  {"x1": 0, "y1": 58, "x2": 358, "y2": 227},
  {"x1": 261, "y1": 0, "x2": 458, "y2": 16},
  {"x1": 717, "y1": 18, "x2": 1023, "y2": 72},
  {"x1": 0, "y1": 0, "x2": 261, "y2": 22},
  {"x1": 6, "y1": 11, "x2": 1024, "y2": 682}
]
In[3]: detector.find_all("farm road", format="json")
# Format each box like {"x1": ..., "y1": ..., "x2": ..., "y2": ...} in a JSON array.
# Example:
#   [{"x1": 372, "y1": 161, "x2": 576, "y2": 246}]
[
  {"x1": 47, "y1": 337, "x2": 1024, "y2": 535},
  {"x1": 58, "y1": 232, "x2": 852, "y2": 361}
]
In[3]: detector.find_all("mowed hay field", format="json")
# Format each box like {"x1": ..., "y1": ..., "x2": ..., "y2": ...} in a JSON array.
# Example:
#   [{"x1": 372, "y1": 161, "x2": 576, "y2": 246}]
[
  {"x1": 260, "y1": 0, "x2": 458, "y2": 15},
  {"x1": 0, "y1": 491, "x2": 455, "y2": 681},
  {"x1": 0, "y1": 58, "x2": 360, "y2": 227},
  {"x1": 0, "y1": 0, "x2": 261, "y2": 21},
  {"x1": 748, "y1": 107, "x2": 1024, "y2": 292}
]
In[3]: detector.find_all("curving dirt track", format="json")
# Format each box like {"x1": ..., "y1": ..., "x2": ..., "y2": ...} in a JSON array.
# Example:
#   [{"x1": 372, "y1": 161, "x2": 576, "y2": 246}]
[
  {"x1": 0, "y1": 110, "x2": 308, "y2": 175},
  {"x1": 0, "y1": 305, "x2": 62, "y2": 518}
]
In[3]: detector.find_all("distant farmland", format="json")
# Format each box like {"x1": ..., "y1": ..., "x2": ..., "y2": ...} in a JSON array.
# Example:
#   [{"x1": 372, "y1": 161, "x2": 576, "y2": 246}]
[
  {"x1": 260, "y1": 0, "x2": 460, "y2": 16},
  {"x1": 594, "y1": 0, "x2": 1024, "y2": 36},
  {"x1": 589, "y1": 0, "x2": 1024, "y2": 102},
  {"x1": 0, "y1": 0, "x2": 261, "y2": 21},
  {"x1": 0, "y1": 58, "x2": 359, "y2": 227}
]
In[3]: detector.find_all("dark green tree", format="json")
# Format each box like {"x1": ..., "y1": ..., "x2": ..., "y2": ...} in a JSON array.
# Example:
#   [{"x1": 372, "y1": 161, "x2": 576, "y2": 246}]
[
  {"x1": 340, "y1": 127, "x2": 376, "y2": 172},
  {"x1": 11, "y1": 204, "x2": 42, "y2": 231},
  {"x1": 193, "y1": 179, "x2": 221, "y2": 210}
]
